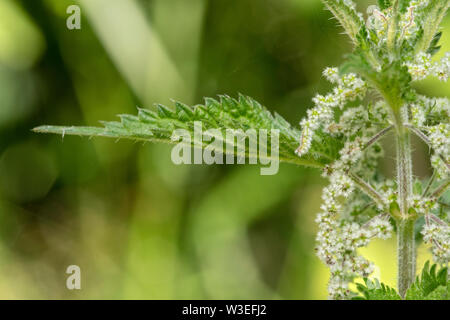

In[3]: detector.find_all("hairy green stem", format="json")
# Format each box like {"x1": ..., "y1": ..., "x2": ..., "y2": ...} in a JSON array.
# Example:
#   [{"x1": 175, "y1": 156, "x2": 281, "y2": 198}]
[
  {"x1": 387, "y1": 0, "x2": 399, "y2": 53},
  {"x1": 397, "y1": 219, "x2": 416, "y2": 298},
  {"x1": 431, "y1": 180, "x2": 450, "y2": 199},
  {"x1": 364, "y1": 125, "x2": 393, "y2": 150},
  {"x1": 395, "y1": 114, "x2": 416, "y2": 298},
  {"x1": 396, "y1": 131, "x2": 413, "y2": 220},
  {"x1": 422, "y1": 171, "x2": 437, "y2": 197},
  {"x1": 348, "y1": 171, "x2": 384, "y2": 206}
]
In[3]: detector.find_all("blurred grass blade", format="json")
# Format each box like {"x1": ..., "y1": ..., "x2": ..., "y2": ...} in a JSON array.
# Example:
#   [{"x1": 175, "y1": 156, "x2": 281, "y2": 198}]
[{"x1": 78, "y1": 0, "x2": 187, "y2": 104}]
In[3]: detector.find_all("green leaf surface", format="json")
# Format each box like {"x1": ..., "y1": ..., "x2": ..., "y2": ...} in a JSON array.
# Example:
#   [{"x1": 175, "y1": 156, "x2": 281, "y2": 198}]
[
  {"x1": 354, "y1": 278, "x2": 402, "y2": 300},
  {"x1": 406, "y1": 261, "x2": 449, "y2": 300},
  {"x1": 354, "y1": 262, "x2": 449, "y2": 300},
  {"x1": 34, "y1": 95, "x2": 341, "y2": 169}
]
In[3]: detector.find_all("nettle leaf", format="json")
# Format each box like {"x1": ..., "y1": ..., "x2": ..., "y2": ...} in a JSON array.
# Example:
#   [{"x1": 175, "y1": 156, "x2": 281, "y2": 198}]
[
  {"x1": 353, "y1": 261, "x2": 449, "y2": 300},
  {"x1": 34, "y1": 95, "x2": 341, "y2": 168},
  {"x1": 406, "y1": 261, "x2": 449, "y2": 300},
  {"x1": 415, "y1": 0, "x2": 450, "y2": 54},
  {"x1": 353, "y1": 278, "x2": 402, "y2": 300},
  {"x1": 321, "y1": 0, "x2": 365, "y2": 46},
  {"x1": 426, "y1": 31, "x2": 442, "y2": 56}
]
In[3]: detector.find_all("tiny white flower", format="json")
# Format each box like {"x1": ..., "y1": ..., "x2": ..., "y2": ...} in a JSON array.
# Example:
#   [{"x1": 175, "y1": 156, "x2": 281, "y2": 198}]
[{"x1": 405, "y1": 52, "x2": 433, "y2": 81}]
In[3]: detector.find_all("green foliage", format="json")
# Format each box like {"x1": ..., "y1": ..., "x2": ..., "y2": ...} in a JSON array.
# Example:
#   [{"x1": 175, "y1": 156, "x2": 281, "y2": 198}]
[
  {"x1": 415, "y1": 0, "x2": 450, "y2": 54},
  {"x1": 374, "y1": 62, "x2": 414, "y2": 109},
  {"x1": 354, "y1": 262, "x2": 449, "y2": 300},
  {"x1": 427, "y1": 31, "x2": 442, "y2": 56},
  {"x1": 33, "y1": 95, "x2": 341, "y2": 168},
  {"x1": 406, "y1": 261, "x2": 449, "y2": 300},
  {"x1": 353, "y1": 278, "x2": 402, "y2": 300},
  {"x1": 342, "y1": 51, "x2": 413, "y2": 111},
  {"x1": 340, "y1": 49, "x2": 376, "y2": 77}
]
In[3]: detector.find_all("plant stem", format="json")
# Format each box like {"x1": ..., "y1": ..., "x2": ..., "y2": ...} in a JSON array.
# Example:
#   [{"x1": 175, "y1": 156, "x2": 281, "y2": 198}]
[
  {"x1": 364, "y1": 125, "x2": 393, "y2": 150},
  {"x1": 431, "y1": 179, "x2": 450, "y2": 199},
  {"x1": 422, "y1": 170, "x2": 436, "y2": 197},
  {"x1": 396, "y1": 130, "x2": 413, "y2": 220},
  {"x1": 387, "y1": 0, "x2": 399, "y2": 52},
  {"x1": 347, "y1": 171, "x2": 384, "y2": 206},
  {"x1": 395, "y1": 120, "x2": 416, "y2": 298},
  {"x1": 397, "y1": 219, "x2": 416, "y2": 298}
]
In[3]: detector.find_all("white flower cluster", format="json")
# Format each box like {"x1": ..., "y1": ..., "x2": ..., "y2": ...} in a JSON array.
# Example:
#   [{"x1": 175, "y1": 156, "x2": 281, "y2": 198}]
[
  {"x1": 405, "y1": 52, "x2": 450, "y2": 82},
  {"x1": 302, "y1": 89, "x2": 447, "y2": 299},
  {"x1": 366, "y1": 1, "x2": 431, "y2": 46},
  {"x1": 422, "y1": 218, "x2": 450, "y2": 264},
  {"x1": 432, "y1": 97, "x2": 450, "y2": 120},
  {"x1": 329, "y1": 106, "x2": 367, "y2": 137},
  {"x1": 315, "y1": 127, "x2": 392, "y2": 299},
  {"x1": 410, "y1": 103, "x2": 426, "y2": 127},
  {"x1": 324, "y1": 103, "x2": 386, "y2": 179},
  {"x1": 367, "y1": 216, "x2": 394, "y2": 240},
  {"x1": 399, "y1": 0, "x2": 429, "y2": 41},
  {"x1": 373, "y1": 101, "x2": 388, "y2": 118},
  {"x1": 431, "y1": 154, "x2": 449, "y2": 180},
  {"x1": 316, "y1": 194, "x2": 393, "y2": 299},
  {"x1": 408, "y1": 96, "x2": 449, "y2": 180},
  {"x1": 415, "y1": 96, "x2": 450, "y2": 122},
  {"x1": 336, "y1": 138, "x2": 365, "y2": 171},
  {"x1": 426, "y1": 124, "x2": 449, "y2": 159},
  {"x1": 297, "y1": 0, "x2": 450, "y2": 300},
  {"x1": 296, "y1": 68, "x2": 367, "y2": 156},
  {"x1": 422, "y1": 95, "x2": 449, "y2": 110},
  {"x1": 413, "y1": 95, "x2": 450, "y2": 265},
  {"x1": 303, "y1": 91, "x2": 447, "y2": 299},
  {"x1": 323, "y1": 67, "x2": 339, "y2": 83},
  {"x1": 366, "y1": 5, "x2": 391, "y2": 45},
  {"x1": 405, "y1": 52, "x2": 433, "y2": 81},
  {"x1": 434, "y1": 53, "x2": 450, "y2": 82},
  {"x1": 408, "y1": 195, "x2": 437, "y2": 215},
  {"x1": 377, "y1": 180, "x2": 397, "y2": 207},
  {"x1": 309, "y1": 93, "x2": 397, "y2": 299}
]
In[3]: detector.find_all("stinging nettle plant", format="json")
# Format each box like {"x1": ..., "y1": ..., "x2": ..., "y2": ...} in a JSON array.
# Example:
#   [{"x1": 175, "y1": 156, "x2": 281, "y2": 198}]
[{"x1": 34, "y1": 0, "x2": 449, "y2": 299}]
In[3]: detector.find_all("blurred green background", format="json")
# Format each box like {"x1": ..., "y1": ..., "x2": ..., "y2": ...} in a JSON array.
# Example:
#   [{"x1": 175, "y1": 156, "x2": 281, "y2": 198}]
[{"x1": 0, "y1": 0, "x2": 448, "y2": 299}]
